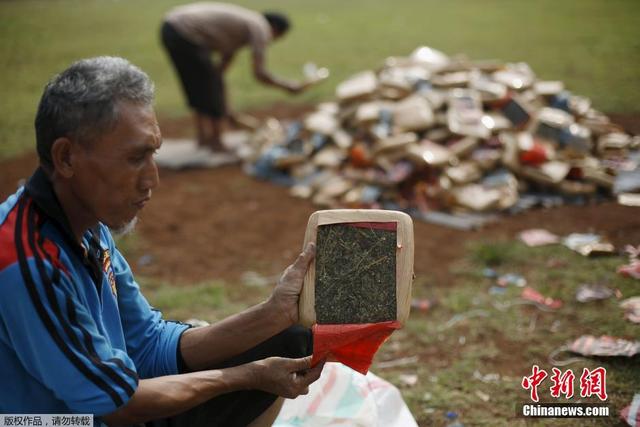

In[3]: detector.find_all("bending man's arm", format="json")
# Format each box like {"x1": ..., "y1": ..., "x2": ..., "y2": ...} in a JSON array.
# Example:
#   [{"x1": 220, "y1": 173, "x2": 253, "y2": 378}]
[
  {"x1": 252, "y1": 50, "x2": 309, "y2": 94},
  {"x1": 179, "y1": 242, "x2": 315, "y2": 371},
  {"x1": 103, "y1": 355, "x2": 324, "y2": 426}
]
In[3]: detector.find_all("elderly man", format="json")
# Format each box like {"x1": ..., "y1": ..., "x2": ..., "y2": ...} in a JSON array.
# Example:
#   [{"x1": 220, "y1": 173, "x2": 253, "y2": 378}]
[
  {"x1": 161, "y1": 2, "x2": 310, "y2": 157},
  {"x1": 0, "y1": 56, "x2": 323, "y2": 426}
]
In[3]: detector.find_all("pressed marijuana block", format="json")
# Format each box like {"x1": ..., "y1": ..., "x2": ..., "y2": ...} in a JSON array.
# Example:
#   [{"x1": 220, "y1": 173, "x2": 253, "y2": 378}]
[{"x1": 299, "y1": 209, "x2": 414, "y2": 327}]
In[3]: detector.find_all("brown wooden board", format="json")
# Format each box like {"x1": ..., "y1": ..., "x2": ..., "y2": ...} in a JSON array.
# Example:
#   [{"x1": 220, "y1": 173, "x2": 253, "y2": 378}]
[{"x1": 299, "y1": 210, "x2": 414, "y2": 327}]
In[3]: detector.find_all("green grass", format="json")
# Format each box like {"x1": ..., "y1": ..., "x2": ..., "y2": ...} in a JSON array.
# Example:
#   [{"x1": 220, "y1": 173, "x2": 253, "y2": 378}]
[
  {"x1": 373, "y1": 241, "x2": 640, "y2": 425},
  {"x1": 1, "y1": 0, "x2": 639, "y2": 159},
  {"x1": 138, "y1": 278, "x2": 237, "y2": 321}
]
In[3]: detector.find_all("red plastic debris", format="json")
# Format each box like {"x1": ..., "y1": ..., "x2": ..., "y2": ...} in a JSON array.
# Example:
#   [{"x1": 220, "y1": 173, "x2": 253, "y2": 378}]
[
  {"x1": 521, "y1": 286, "x2": 563, "y2": 310},
  {"x1": 618, "y1": 261, "x2": 640, "y2": 280}
]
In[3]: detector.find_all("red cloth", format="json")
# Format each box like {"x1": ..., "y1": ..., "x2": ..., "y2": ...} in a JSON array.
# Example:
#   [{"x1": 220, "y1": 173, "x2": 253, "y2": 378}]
[{"x1": 311, "y1": 321, "x2": 401, "y2": 374}]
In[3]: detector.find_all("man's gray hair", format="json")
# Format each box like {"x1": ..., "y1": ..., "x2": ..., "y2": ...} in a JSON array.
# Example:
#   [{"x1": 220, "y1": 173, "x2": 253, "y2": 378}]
[{"x1": 35, "y1": 56, "x2": 155, "y2": 170}]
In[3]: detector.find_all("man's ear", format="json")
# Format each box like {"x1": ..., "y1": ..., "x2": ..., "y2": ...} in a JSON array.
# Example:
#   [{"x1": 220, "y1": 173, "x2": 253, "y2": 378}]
[{"x1": 50, "y1": 137, "x2": 75, "y2": 178}]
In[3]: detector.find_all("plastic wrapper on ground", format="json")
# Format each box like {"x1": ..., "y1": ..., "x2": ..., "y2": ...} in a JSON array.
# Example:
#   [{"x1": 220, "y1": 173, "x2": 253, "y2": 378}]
[{"x1": 274, "y1": 362, "x2": 418, "y2": 427}]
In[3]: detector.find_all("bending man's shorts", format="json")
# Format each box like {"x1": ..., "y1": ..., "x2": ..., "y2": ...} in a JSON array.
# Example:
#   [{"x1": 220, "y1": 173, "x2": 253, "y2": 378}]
[{"x1": 160, "y1": 21, "x2": 226, "y2": 118}]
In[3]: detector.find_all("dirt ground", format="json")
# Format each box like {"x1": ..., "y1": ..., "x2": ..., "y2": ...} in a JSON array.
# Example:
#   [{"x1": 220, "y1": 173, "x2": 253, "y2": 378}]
[{"x1": 2, "y1": 109, "x2": 639, "y2": 289}]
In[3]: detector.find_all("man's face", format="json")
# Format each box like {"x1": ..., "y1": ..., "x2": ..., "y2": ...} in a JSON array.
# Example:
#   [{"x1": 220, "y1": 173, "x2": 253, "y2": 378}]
[{"x1": 69, "y1": 101, "x2": 161, "y2": 230}]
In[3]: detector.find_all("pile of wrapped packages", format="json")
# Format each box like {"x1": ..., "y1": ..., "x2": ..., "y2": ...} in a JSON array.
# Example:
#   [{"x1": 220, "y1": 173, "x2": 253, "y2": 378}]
[{"x1": 235, "y1": 47, "x2": 640, "y2": 228}]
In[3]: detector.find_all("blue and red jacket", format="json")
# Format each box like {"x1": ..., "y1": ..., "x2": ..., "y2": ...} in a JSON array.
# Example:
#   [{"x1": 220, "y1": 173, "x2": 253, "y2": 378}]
[{"x1": 0, "y1": 167, "x2": 189, "y2": 418}]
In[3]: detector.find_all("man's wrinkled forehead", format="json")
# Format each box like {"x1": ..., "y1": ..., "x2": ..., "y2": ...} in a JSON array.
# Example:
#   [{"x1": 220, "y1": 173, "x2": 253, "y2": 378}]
[{"x1": 99, "y1": 101, "x2": 161, "y2": 152}]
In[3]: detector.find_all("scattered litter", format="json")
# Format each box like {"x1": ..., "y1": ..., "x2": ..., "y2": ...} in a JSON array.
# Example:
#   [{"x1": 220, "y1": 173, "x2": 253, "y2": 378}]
[
  {"x1": 482, "y1": 267, "x2": 498, "y2": 278},
  {"x1": 618, "y1": 263, "x2": 640, "y2": 280},
  {"x1": 492, "y1": 298, "x2": 557, "y2": 313},
  {"x1": 550, "y1": 335, "x2": 640, "y2": 366},
  {"x1": 563, "y1": 233, "x2": 615, "y2": 256},
  {"x1": 518, "y1": 228, "x2": 560, "y2": 247},
  {"x1": 439, "y1": 309, "x2": 490, "y2": 331},
  {"x1": 624, "y1": 244, "x2": 640, "y2": 260},
  {"x1": 497, "y1": 273, "x2": 527, "y2": 287},
  {"x1": 618, "y1": 245, "x2": 640, "y2": 280},
  {"x1": 376, "y1": 355, "x2": 420, "y2": 369},
  {"x1": 570, "y1": 335, "x2": 640, "y2": 357},
  {"x1": 411, "y1": 298, "x2": 437, "y2": 313},
  {"x1": 475, "y1": 390, "x2": 491, "y2": 402},
  {"x1": 575, "y1": 284, "x2": 614, "y2": 302},
  {"x1": 398, "y1": 373, "x2": 419, "y2": 387},
  {"x1": 421, "y1": 392, "x2": 433, "y2": 402},
  {"x1": 521, "y1": 287, "x2": 563, "y2": 310},
  {"x1": 445, "y1": 411, "x2": 465, "y2": 427},
  {"x1": 621, "y1": 297, "x2": 640, "y2": 324},
  {"x1": 620, "y1": 393, "x2": 640, "y2": 427},
  {"x1": 489, "y1": 286, "x2": 507, "y2": 295},
  {"x1": 458, "y1": 336, "x2": 466, "y2": 345},
  {"x1": 563, "y1": 233, "x2": 599, "y2": 249},
  {"x1": 473, "y1": 370, "x2": 501, "y2": 383}
]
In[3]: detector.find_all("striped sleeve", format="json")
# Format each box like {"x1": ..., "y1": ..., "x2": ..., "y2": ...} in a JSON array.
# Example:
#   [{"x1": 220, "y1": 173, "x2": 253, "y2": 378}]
[
  {"x1": 103, "y1": 227, "x2": 190, "y2": 379},
  {"x1": 0, "y1": 199, "x2": 138, "y2": 415}
]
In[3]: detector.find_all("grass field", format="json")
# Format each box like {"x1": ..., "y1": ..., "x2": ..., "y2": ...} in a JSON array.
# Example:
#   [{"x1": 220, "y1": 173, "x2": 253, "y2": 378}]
[{"x1": 1, "y1": 0, "x2": 639, "y2": 159}]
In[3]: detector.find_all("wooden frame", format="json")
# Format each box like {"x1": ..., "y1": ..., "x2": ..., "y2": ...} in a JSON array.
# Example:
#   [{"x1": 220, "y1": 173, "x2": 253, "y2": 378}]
[{"x1": 299, "y1": 209, "x2": 414, "y2": 327}]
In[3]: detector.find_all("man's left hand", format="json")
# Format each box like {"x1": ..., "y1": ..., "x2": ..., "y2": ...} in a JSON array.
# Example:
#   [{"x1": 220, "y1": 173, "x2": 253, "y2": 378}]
[{"x1": 269, "y1": 242, "x2": 315, "y2": 325}]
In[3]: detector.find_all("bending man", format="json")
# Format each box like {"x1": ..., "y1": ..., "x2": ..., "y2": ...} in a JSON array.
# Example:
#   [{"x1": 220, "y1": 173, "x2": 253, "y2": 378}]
[{"x1": 161, "y1": 2, "x2": 310, "y2": 155}]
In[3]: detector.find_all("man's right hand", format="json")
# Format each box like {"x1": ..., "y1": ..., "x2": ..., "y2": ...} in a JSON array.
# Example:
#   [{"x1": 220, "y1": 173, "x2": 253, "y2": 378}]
[{"x1": 250, "y1": 356, "x2": 325, "y2": 399}]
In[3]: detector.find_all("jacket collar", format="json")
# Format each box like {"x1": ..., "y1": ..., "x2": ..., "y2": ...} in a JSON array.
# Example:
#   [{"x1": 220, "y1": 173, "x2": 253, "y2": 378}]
[
  {"x1": 24, "y1": 167, "x2": 103, "y2": 268},
  {"x1": 24, "y1": 167, "x2": 79, "y2": 247}
]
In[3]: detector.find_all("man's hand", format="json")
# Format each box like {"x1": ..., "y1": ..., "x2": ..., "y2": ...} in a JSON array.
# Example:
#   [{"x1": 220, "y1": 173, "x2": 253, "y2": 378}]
[
  {"x1": 251, "y1": 356, "x2": 325, "y2": 399},
  {"x1": 269, "y1": 242, "x2": 315, "y2": 326}
]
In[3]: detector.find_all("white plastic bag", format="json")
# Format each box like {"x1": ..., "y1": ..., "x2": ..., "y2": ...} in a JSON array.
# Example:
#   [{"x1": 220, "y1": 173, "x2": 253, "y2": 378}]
[{"x1": 274, "y1": 362, "x2": 418, "y2": 427}]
